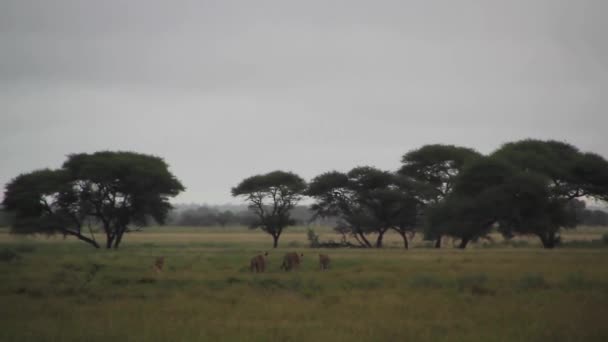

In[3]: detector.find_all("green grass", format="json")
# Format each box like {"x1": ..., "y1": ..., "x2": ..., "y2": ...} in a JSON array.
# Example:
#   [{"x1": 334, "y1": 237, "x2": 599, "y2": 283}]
[{"x1": 1, "y1": 227, "x2": 608, "y2": 341}]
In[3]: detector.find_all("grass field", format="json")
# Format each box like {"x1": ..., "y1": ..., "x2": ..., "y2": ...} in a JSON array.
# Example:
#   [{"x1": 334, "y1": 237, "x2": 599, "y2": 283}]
[{"x1": 1, "y1": 226, "x2": 608, "y2": 341}]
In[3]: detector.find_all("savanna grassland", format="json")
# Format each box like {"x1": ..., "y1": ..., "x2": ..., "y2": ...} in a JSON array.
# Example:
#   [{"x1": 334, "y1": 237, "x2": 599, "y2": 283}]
[{"x1": 1, "y1": 226, "x2": 608, "y2": 342}]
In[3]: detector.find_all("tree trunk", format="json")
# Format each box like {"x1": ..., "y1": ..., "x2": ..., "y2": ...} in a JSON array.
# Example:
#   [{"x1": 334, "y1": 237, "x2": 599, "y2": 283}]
[
  {"x1": 106, "y1": 235, "x2": 115, "y2": 249},
  {"x1": 539, "y1": 232, "x2": 558, "y2": 249},
  {"x1": 63, "y1": 229, "x2": 100, "y2": 248},
  {"x1": 375, "y1": 230, "x2": 385, "y2": 248},
  {"x1": 458, "y1": 237, "x2": 470, "y2": 249},
  {"x1": 434, "y1": 236, "x2": 442, "y2": 248},
  {"x1": 398, "y1": 231, "x2": 409, "y2": 249},
  {"x1": 113, "y1": 229, "x2": 125, "y2": 249},
  {"x1": 355, "y1": 227, "x2": 372, "y2": 248},
  {"x1": 272, "y1": 234, "x2": 279, "y2": 248}
]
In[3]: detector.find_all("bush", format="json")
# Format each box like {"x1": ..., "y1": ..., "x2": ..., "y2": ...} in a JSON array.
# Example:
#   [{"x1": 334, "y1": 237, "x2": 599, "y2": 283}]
[
  {"x1": 407, "y1": 274, "x2": 444, "y2": 289},
  {"x1": 455, "y1": 274, "x2": 487, "y2": 291},
  {"x1": 454, "y1": 274, "x2": 494, "y2": 295},
  {"x1": 602, "y1": 233, "x2": 608, "y2": 245},
  {"x1": 287, "y1": 240, "x2": 302, "y2": 248},
  {"x1": 14, "y1": 245, "x2": 36, "y2": 253},
  {"x1": 137, "y1": 277, "x2": 157, "y2": 284},
  {"x1": 307, "y1": 228, "x2": 320, "y2": 248},
  {"x1": 0, "y1": 248, "x2": 20, "y2": 262},
  {"x1": 562, "y1": 272, "x2": 590, "y2": 290},
  {"x1": 517, "y1": 273, "x2": 548, "y2": 290}
]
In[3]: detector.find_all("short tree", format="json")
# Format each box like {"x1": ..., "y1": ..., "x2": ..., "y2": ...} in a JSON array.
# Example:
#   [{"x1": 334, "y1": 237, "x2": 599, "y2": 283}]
[
  {"x1": 231, "y1": 171, "x2": 306, "y2": 248},
  {"x1": 2, "y1": 151, "x2": 185, "y2": 249}
]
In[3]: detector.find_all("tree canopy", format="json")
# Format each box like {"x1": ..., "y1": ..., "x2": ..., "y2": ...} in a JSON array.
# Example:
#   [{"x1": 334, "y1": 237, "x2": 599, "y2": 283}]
[
  {"x1": 2, "y1": 151, "x2": 185, "y2": 248},
  {"x1": 307, "y1": 167, "x2": 429, "y2": 248}
]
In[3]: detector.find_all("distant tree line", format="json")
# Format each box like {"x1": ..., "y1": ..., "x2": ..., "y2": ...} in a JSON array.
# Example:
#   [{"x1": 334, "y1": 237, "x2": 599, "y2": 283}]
[
  {"x1": 166, "y1": 204, "x2": 321, "y2": 228},
  {"x1": 573, "y1": 200, "x2": 608, "y2": 226},
  {"x1": 233, "y1": 139, "x2": 608, "y2": 249},
  {"x1": 3, "y1": 140, "x2": 607, "y2": 250}
]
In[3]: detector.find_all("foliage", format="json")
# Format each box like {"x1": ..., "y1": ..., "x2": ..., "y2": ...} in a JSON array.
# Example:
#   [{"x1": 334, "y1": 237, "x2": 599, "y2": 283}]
[
  {"x1": 492, "y1": 139, "x2": 608, "y2": 247},
  {"x1": 2, "y1": 151, "x2": 185, "y2": 249},
  {"x1": 399, "y1": 144, "x2": 482, "y2": 200},
  {"x1": 232, "y1": 170, "x2": 306, "y2": 248},
  {"x1": 307, "y1": 228, "x2": 320, "y2": 248},
  {"x1": 308, "y1": 167, "x2": 428, "y2": 248},
  {"x1": 399, "y1": 144, "x2": 481, "y2": 246},
  {"x1": 517, "y1": 273, "x2": 549, "y2": 290},
  {"x1": 0, "y1": 248, "x2": 21, "y2": 262}
]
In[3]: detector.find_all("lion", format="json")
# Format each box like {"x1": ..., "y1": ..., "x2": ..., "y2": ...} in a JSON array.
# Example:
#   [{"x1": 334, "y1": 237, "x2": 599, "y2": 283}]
[
  {"x1": 250, "y1": 252, "x2": 269, "y2": 273},
  {"x1": 280, "y1": 252, "x2": 303, "y2": 271},
  {"x1": 153, "y1": 256, "x2": 165, "y2": 273},
  {"x1": 319, "y1": 254, "x2": 330, "y2": 270}
]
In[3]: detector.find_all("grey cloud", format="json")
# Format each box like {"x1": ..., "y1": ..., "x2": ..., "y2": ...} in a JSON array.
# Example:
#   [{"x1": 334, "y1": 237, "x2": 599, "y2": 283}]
[{"x1": 1, "y1": 0, "x2": 607, "y2": 203}]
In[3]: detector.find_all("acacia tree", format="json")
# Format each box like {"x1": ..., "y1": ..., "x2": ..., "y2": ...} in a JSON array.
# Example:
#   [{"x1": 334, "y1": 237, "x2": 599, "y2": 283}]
[
  {"x1": 427, "y1": 157, "x2": 559, "y2": 248},
  {"x1": 2, "y1": 151, "x2": 185, "y2": 249},
  {"x1": 3, "y1": 169, "x2": 99, "y2": 247},
  {"x1": 307, "y1": 170, "x2": 374, "y2": 248},
  {"x1": 492, "y1": 139, "x2": 608, "y2": 248},
  {"x1": 232, "y1": 171, "x2": 306, "y2": 248},
  {"x1": 399, "y1": 144, "x2": 481, "y2": 247},
  {"x1": 387, "y1": 176, "x2": 431, "y2": 249},
  {"x1": 308, "y1": 167, "x2": 427, "y2": 248}
]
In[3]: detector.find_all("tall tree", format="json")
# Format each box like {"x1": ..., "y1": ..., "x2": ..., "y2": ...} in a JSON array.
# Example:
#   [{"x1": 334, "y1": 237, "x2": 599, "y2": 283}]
[
  {"x1": 492, "y1": 139, "x2": 608, "y2": 247},
  {"x1": 427, "y1": 157, "x2": 558, "y2": 248},
  {"x1": 399, "y1": 144, "x2": 481, "y2": 247},
  {"x1": 2, "y1": 152, "x2": 185, "y2": 249},
  {"x1": 232, "y1": 171, "x2": 306, "y2": 248}
]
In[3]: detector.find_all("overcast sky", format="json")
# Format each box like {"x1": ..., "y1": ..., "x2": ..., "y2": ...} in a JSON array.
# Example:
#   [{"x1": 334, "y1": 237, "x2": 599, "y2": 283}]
[{"x1": 1, "y1": 0, "x2": 607, "y2": 204}]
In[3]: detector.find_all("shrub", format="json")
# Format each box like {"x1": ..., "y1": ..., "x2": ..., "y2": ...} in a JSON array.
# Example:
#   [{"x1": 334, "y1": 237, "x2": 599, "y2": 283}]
[
  {"x1": 307, "y1": 228, "x2": 320, "y2": 248},
  {"x1": 562, "y1": 272, "x2": 590, "y2": 290},
  {"x1": 455, "y1": 274, "x2": 488, "y2": 291},
  {"x1": 137, "y1": 277, "x2": 157, "y2": 284},
  {"x1": 602, "y1": 233, "x2": 608, "y2": 245},
  {"x1": 0, "y1": 248, "x2": 20, "y2": 262},
  {"x1": 225, "y1": 276, "x2": 244, "y2": 285},
  {"x1": 454, "y1": 274, "x2": 495, "y2": 295},
  {"x1": 287, "y1": 240, "x2": 302, "y2": 248},
  {"x1": 518, "y1": 273, "x2": 548, "y2": 290},
  {"x1": 14, "y1": 245, "x2": 36, "y2": 253},
  {"x1": 407, "y1": 274, "x2": 444, "y2": 289}
]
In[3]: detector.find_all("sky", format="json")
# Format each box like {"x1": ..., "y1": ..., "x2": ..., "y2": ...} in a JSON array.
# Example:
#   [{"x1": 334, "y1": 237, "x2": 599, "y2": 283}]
[{"x1": 1, "y1": 0, "x2": 607, "y2": 204}]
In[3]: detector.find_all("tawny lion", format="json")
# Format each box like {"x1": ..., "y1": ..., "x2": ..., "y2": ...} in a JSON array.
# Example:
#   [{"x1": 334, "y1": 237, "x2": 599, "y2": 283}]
[
  {"x1": 153, "y1": 256, "x2": 165, "y2": 273},
  {"x1": 250, "y1": 252, "x2": 269, "y2": 273},
  {"x1": 319, "y1": 254, "x2": 330, "y2": 270},
  {"x1": 280, "y1": 252, "x2": 303, "y2": 271}
]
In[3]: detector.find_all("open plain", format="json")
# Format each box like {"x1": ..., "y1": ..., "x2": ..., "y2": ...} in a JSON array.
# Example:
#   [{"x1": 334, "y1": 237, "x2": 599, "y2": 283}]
[{"x1": 1, "y1": 226, "x2": 607, "y2": 342}]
